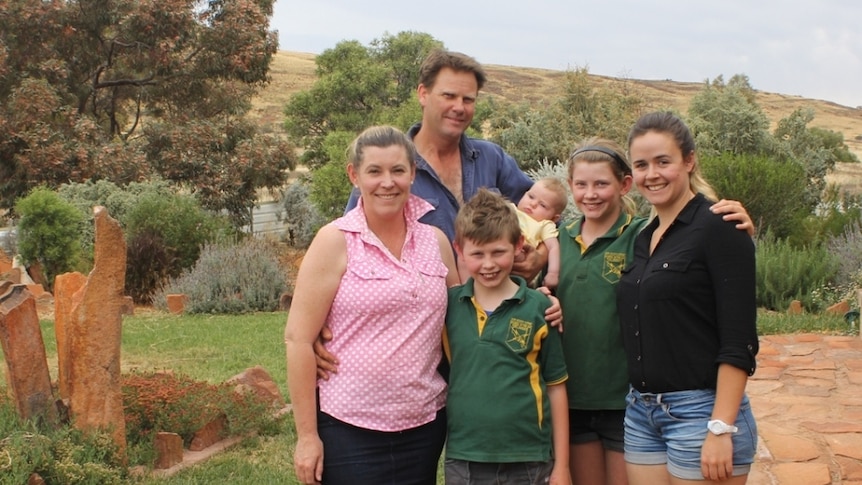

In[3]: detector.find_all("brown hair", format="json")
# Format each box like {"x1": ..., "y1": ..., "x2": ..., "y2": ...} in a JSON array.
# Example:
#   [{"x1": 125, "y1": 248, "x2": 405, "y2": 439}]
[
  {"x1": 627, "y1": 112, "x2": 718, "y2": 201},
  {"x1": 418, "y1": 49, "x2": 487, "y2": 91},
  {"x1": 346, "y1": 125, "x2": 417, "y2": 170},
  {"x1": 454, "y1": 189, "x2": 521, "y2": 247}
]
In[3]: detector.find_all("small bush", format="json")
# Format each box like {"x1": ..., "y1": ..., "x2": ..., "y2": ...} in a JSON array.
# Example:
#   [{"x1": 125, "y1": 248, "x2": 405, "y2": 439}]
[
  {"x1": 15, "y1": 187, "x2": 84, "y2": 291},
  {"x1": 755, "y1": 234, "x2": 839, "y2": 311},
  {"x1": 827, "y1": 222, "x2": 862, "y2": 292},
  {"x1": 280, "y1": 179, "x2": 326, "y2": 249},
  {"x1": 0, "y1": 398, "x2": 124, "y2": 484},
  {"x1": 154, "y1": 238, "x2": 288, "y2": 314},
  {"x1": 125, "y1": 230, "x2": 176, "y2": 304},
  {"x1": 309, "y1": 158, "x2": 352, "y2": 222},
  {"x1": 122, "y1": 372, "x2": 279, "y2": 453}
]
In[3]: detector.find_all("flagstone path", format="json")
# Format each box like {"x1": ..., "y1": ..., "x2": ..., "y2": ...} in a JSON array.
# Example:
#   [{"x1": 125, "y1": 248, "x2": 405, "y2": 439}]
[{"x1": 747, "y1": 333, "x2": 862, "y2": 484}]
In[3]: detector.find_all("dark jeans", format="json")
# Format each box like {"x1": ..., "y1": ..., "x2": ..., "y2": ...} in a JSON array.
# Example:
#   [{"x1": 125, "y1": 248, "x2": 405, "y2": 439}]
[
  {"x1": 444, "y1": 459, "x2": 554, "y2": 485},
  {"x1": 318, "y1": 409, "x2": 446, "y2": 485}
]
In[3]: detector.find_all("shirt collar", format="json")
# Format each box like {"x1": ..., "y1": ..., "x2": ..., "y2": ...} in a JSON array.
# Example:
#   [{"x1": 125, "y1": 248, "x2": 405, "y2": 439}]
[
  {"x1": 455, "y1": 275, "x2": 529, "y2": 304},
  {"x1": 337, "y1": 194, "x2": 435, "y2": 234},
  {"x1": 563, "y1": 210, "x2": 635, "y2": 239},
  {"x1": 407, "y1": 123, "x2": 479, "y2": 164}
]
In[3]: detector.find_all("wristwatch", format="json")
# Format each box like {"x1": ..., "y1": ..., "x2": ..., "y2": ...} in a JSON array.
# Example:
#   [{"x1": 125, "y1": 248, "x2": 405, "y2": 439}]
[{"x1": 707, "y1": 419, "x2": 738, "y2": 435}]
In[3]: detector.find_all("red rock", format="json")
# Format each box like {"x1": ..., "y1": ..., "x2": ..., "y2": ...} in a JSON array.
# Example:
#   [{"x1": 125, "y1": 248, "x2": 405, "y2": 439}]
[
  {"x1": 53, "y1": 272, "x2": 88, "y2": 400},
  {"x1": 0, "y1": 250, "x2": 12, "y2": 273},
  {"x1": 189, "y1": 414, "x2": 227, "y2": 451},
  {"x1": 825, "y1": 300, "x2": 850, "y2": 315},
  {"x1": 826, "y1": 433, "x2": 862, "y2": 460},
  {"x1": 787, "y1": 299, "x2": 803, "y2": 314},
  {"x1": 166, "y1": 294, "x2": 187, "y2": 315},
  {"x1": 0, "y1": 284, "x2": 57, "y2": 424},
  {"x1": 154, "y1": 432, "x2": 183, "y2": 469},
  {"x1": 771, "y1": 463, "x2": 831, "y2": 485},
  {"x1": 27, "y1": 473, "x2": 46, "y2": 485},
  {"x1": 227, "y1": 366, "x2": 285, "y2": 408},
  {"x1": 67, "y1": 207, "x2": 127, "y2": 460},
  {"x1": 120, "y1": 295, "x2": 135, "y2": 316}
]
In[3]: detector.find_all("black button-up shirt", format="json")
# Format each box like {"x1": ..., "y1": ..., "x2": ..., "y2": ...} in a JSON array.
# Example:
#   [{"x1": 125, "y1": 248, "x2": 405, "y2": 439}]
[{"x1": 616, "y1": 194, "x2": 758, "y2": 393}]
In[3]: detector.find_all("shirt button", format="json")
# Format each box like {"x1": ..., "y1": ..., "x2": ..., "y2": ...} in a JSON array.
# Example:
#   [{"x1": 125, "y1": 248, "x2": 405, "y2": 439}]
[
  {"x1": 636, "y1": 355, "x2": 642, "y2": 361},
  {"x1": 634, "y1": 304, "x2": 638, "y2": 310},
  {"x1": 635, "y1": 331, "x2": 639, "y2": 337},
  {"x1": 641, "y1": 381, "x2": 646, "y2": 387},
  {"x1": 662, "y1": 262, "x2": 668, "y2": 268}
]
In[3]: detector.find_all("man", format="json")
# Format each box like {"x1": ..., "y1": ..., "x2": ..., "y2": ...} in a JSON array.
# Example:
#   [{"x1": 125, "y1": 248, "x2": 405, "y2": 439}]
[{"x1": 346, "y1": 49, "x2": 548, "y2": 279}]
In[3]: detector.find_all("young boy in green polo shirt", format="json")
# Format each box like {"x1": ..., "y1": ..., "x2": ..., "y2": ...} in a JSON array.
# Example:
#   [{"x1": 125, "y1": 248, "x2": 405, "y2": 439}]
[{"x1": 442, "y1": 188, "x2": 570, "y2": 484}]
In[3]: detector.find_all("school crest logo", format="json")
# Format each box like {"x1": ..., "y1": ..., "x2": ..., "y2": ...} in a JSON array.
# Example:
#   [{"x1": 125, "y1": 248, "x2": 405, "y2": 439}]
[
  {"x1": 603, "y1": 252, "x2": 626, "y2": 283},
  {"x1": 505, "y1": 318, "x2": 533, "y2": 352}
]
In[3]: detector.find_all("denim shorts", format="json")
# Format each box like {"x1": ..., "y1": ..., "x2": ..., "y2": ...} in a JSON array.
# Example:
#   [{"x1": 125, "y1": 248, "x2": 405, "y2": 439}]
[{"x1": 624, "y1": 388, "x2": 757, "y2": 480}]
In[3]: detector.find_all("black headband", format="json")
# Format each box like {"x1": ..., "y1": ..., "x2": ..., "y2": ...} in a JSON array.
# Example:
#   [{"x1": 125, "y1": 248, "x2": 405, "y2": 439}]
[{"x1": 571, "y1": 146, "x2": 631, "y2": 175}]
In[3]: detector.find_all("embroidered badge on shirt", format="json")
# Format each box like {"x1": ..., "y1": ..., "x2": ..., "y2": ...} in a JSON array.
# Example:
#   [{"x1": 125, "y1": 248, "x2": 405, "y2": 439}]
[
  {"x1": 603, "y1": 252, "x2": 626, "y2": 283},
  {"x1": 506, "y1": 318, "x2": 533, "y2": 352}
]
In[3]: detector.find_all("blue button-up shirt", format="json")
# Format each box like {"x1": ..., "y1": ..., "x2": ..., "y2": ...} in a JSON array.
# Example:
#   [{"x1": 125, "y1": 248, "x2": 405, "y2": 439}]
[{"x1": 346, "y1": 123, "x2": 533, "y2": 242}]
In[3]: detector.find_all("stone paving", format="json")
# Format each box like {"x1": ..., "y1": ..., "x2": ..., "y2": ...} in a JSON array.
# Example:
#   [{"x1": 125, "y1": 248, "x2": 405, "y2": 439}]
[{"x1": 747, "y1": 333, "x2": 862, "y2": 484}]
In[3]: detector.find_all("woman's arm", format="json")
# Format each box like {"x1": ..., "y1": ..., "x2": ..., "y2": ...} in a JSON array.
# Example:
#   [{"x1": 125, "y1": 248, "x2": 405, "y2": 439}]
[
  {"x1": 285, "y1": 224, "x2": 347, "y2": 485},
  {"x1": 700, "y1": 364, "x2": 747, "y2": 481}
]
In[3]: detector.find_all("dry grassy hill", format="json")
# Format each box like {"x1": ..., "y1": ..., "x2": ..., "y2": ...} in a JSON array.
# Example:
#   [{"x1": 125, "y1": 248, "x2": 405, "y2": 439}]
[{"x1": 251, "y1": 51, "x2": 862, "y2": 194}]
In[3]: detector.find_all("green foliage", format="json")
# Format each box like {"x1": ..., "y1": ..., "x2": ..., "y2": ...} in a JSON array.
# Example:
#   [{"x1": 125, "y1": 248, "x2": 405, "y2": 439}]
[
  {"x1": 284, "y1": 31, "x2": 443, "y2": 168},
  {"x1": 809, "y1": 126, "x2": 860, "y2": 164},
  {"x1": 280, "y1": 180, "x2": 326, "y2": 248},
  {"x1": 309, "y1": 159, "x2": 353, "y2": 222},
  {"x1": 791, "y1": 186, "x2": 862, "y2": 246},
  {"x1": 0, "y1": 399, "x2": 125, "y2": 484},
  {"x1": 700, "y1": 153, "x2": 809, "y2": 239},
  {"x1": 122, "y1": 192, "x2": 234, "y2": 303},
  {"x1": 772, "y1": 108, "x2": 835, "y2": 207},
  {"x1": 488, "y1": 66, "x2": 643, "y2": 170},
  {"x1": 154, "y1": 238, "x2": 288, "y2": 314},
  {"x1": 14, "y1": 187, "x2": 84, "y2": 290},
  {"x1": 755, "y1": 234, "x2": 839, "y2": 311},
  {"x1": 688, "y1": 75, "x2": 773, "y2": 156}
]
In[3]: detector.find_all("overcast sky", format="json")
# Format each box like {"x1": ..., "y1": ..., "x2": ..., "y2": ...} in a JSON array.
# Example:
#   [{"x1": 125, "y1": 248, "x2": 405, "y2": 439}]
[{"x1": 272, "y1": 0, "x2": 862, "y2": 109}]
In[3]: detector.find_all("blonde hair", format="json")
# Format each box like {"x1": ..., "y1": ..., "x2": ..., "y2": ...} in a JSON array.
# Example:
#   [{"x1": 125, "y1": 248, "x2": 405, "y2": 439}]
[
  {"x1": 535, "y1": 176, "x2": 569, "y2": 215},
  {"x1": 567, "y1": 137, "x2": 637, "y2": 215}
]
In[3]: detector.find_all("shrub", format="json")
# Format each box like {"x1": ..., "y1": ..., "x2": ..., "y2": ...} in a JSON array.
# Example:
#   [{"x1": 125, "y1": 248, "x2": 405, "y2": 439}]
[
  {"x1": 153, "y1": 238, "x2": 288, "y2": 314},
  {"x1": 122, "y1": 371, "x2": 279, "y2": 452},
  {"x1": 280, "y1": 179, "x2": 326, "y2": 248},
  {"x1": 309, "y1": 157, "x2": 352, "y2": 222},
  {"x1": 15, "y1": 187, "x2": 84, "y2": 291},
  {"x1": 123, "y1": 192, "x2": 234, "y2": 303},
  {"x1": 125, "y1": 230, "x2": 176, "y2": 304},
  {"x1": 827, "y1": 221, "x2": 862, "y2": 291},
  {"x1": 0, "y1": 398, "x2": 124, "y2": 484},
  {"x1": 700, "y1": 153, "x2": 809, "y2": 239},
  {"x1": 755, "y1": 234, "x2": 839, "y2": 311}
]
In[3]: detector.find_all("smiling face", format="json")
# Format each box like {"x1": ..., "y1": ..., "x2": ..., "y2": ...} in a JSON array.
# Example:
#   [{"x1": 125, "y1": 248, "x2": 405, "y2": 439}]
[
  {"x1": 347, "y1": 144, "x2": 415, "y2": 219},
  {"x1": 456, "y1": 236, "x2": 522, "y2": 290},
  {"x1": 516, "y1": 181, "x2": 563, "y2": 223},
  {"x1": 569, "y1": 160, "x2": 632, "y2": 225},
  {"x1": 417, "y1": 67, "x2": 478, "y2": 141},
  {"x1": 629, "y1": 130, "x2": 695, "y2": 212}
]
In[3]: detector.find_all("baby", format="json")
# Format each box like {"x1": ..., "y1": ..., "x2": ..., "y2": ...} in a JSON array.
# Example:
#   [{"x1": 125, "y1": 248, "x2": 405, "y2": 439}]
[{"x1": 513, "y1": 177, "x2": 567, "y2": 288}]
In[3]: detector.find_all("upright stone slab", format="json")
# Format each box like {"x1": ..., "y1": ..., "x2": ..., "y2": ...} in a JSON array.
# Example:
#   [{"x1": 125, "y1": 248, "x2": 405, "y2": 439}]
[
  {"x1": 53, "y1": 272, "x2": 88, "y2": 401},
  {"x1": 0, "y1": 284, "x2": 58, "y2": 424},
  {"x1": 67, "y1": 207, "x2": 127, "y2": 458}
]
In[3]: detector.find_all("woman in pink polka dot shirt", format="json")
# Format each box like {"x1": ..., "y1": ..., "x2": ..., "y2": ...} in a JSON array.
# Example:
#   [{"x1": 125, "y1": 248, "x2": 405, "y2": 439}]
[{"x1": 285, "y1": 126, "x2": 461, "y2": 485}]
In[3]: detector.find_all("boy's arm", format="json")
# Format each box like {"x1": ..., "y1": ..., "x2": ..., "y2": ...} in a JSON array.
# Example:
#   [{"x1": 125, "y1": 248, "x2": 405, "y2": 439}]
[
  {"x1": 541, "y1": 237, "x2": 561, "y2": 289},
  {"x1": 547, "y1": 383, "x2": 570, "y2": 484}
]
